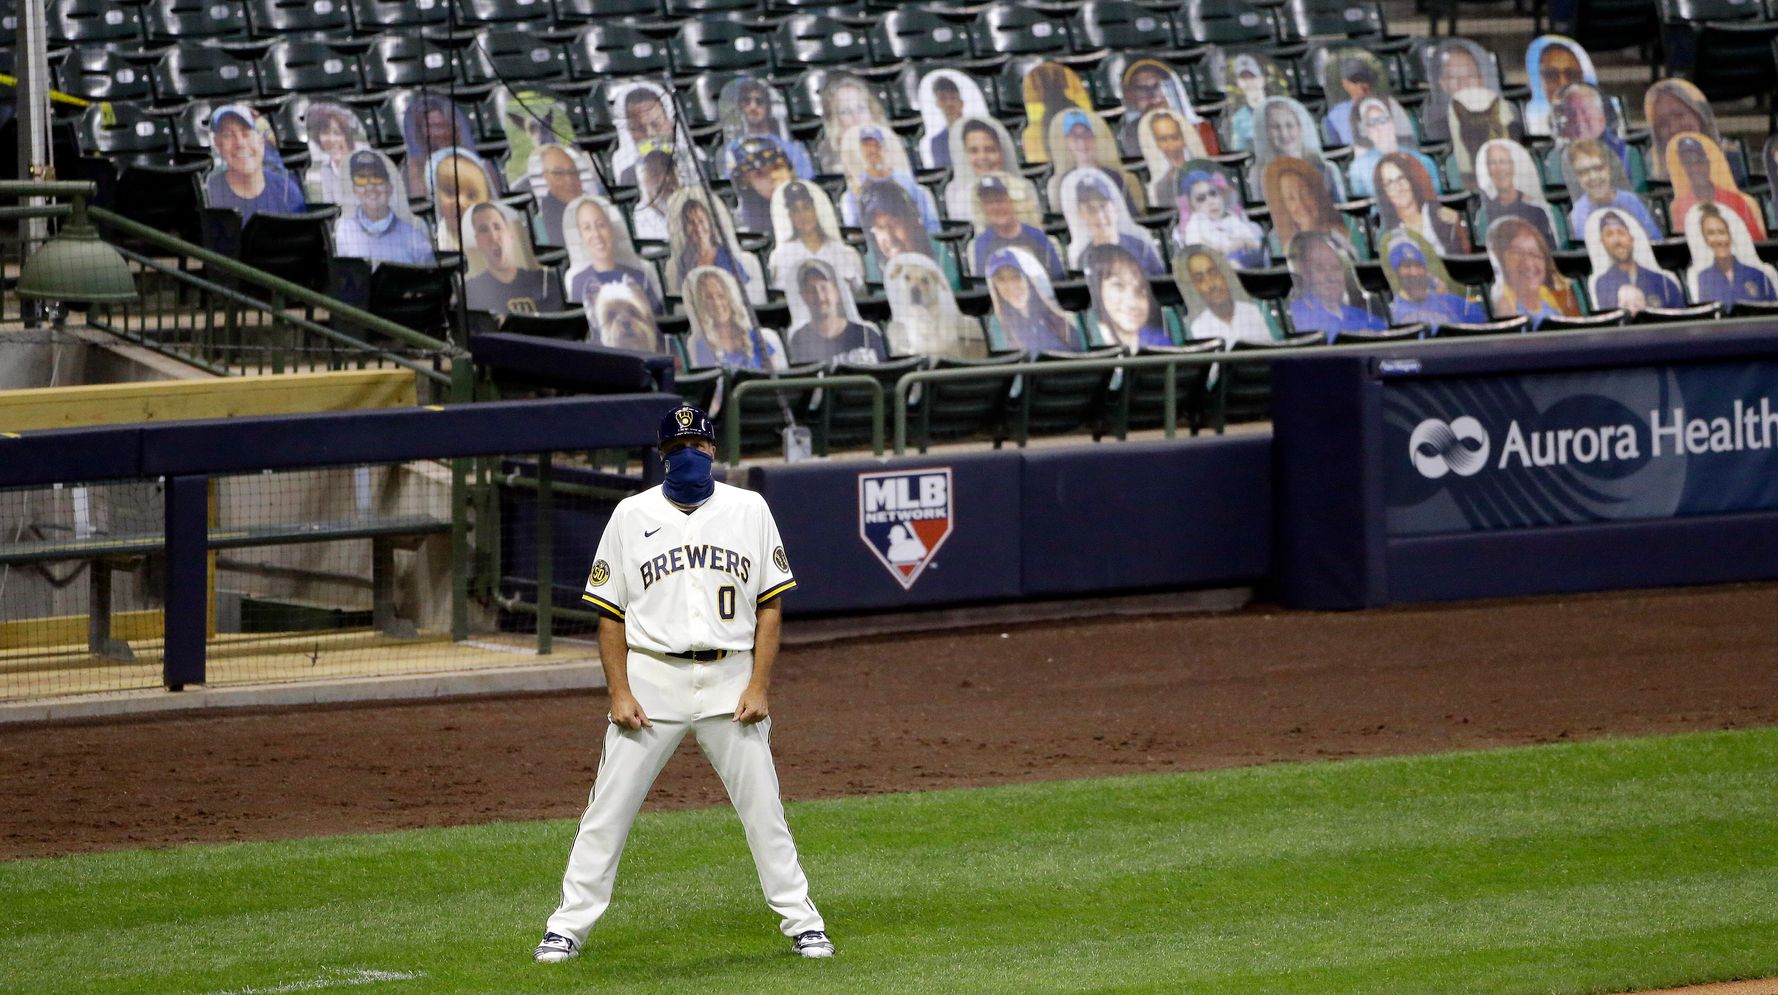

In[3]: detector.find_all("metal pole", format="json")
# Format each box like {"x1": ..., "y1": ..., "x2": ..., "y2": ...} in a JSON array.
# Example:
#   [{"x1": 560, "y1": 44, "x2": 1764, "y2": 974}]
[
  {"x1": 14, "y1": 1, "x2": 52, "y2": 186},
  {"x1": 536, "y1": 452, "x2": 553, "y2": 656},
  {"x1": 1163, "y1": 367, "x2": 1178, "y2": 439},
  {"x1": 163, "y1": 475, "x2": 210, "y2": 690},
  {"x1": 451, "y1": 455, "x2": 470, "y2": 642},
  {"x1": 868, "y1": 388, "x2": 884, "y2": 456},
  {"x1": 14, "y1": 0, "x2": 53, "y2": 274},
  {"x1": 504, "y1": 599, "x2": 604, "y2": 627},
  {"x1": 0, "y1": 181, "x2": 99, "y2": 197},
  {"x1": 449, "y1": 346, "x2": 476, "y2": 405},
  {"x1": 270, "y1": 291, "x2": 287, "y2": 375}
]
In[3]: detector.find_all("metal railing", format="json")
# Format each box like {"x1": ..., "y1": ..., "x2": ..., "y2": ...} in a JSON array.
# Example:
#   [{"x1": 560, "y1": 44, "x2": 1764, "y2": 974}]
[
  {"x1": 701, "y1": 318, "x2": 1778, "y2": 459},
  {"x1": 704, "y1": 350, "x2": 1277, "y2": 461},
  {"x1": 84, "y1": 208, "x2": 470, "y2": 402},
  {"x1": 890, "y1": 350, "x2": 1246, "y2": 454},
  {"x1": 0, "y1": 180, "x2": 83, "y2": 326},
  {"x1": 723, "y1": 374, "x2": 885, "y2": 465},
  {"x1": 0, "y1": 180, "x2": 469, "y2": 403}
]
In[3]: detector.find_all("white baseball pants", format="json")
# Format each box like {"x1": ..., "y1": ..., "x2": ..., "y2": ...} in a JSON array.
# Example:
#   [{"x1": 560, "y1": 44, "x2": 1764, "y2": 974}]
[{"x1": 545, "y1": 710, "x2": 825, "y2": 945}]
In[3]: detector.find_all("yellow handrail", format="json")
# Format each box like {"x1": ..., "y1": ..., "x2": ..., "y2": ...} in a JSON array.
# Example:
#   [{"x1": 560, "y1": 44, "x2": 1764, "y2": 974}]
[{"x1": 0, "y1": 72, "x2": 98, "y2": 110}]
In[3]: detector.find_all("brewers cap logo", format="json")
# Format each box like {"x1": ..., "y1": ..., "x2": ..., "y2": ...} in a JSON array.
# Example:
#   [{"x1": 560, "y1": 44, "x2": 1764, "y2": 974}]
[
  {"x1": 676, "y1": 408, "x2": 695, "y2": 429},
  {"x1": 588, "y1": 560, "x2": 611, "y2": 586},
  {"x1": 772, "y1": 546, "x2": 788, "y2": 573}
]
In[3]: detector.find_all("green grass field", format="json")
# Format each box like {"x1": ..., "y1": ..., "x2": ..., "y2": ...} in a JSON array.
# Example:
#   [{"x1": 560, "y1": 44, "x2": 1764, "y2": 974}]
[{"x1": 5, "y1": 727, "x2": 1777, "y2": 995}]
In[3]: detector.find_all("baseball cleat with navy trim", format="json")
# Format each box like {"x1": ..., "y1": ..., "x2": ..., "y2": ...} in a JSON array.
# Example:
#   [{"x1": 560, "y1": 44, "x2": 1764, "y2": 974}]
[
  {"x1": 791, "y1": 930, "x2": 834, "y2": 958},
  {"x1": 534, "y1": 931, "x2": 579, "y2": 963}
]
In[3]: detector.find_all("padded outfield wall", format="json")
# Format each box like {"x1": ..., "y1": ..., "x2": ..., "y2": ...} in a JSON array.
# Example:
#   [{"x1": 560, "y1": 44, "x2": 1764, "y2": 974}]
[{"x1": 745, "y1": 437, "x2": 1272, "y2": 615}]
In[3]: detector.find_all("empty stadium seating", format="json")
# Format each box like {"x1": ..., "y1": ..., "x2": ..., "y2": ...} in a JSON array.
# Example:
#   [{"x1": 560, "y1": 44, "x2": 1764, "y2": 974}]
[{"x1": 14, "y1": 0, "x2": 1778, "y2": 457}]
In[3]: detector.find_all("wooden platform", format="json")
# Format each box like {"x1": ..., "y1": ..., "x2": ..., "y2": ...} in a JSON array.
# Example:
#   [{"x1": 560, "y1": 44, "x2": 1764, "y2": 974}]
[
  {"x1": 0, "y1": 628, "x2": 599, "y2": 702},
  {"x1": 0, "y1": 369, "x2": 418, "y2": 433}
]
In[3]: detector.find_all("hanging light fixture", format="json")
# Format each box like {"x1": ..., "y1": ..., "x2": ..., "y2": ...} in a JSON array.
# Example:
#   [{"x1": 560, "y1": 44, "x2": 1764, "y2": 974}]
[
  {"x1": 11, "y1": 0, "x2": 132, "y2": 307},
  {"x1": 16, "y1": 193, "x2": 137, "y2": 306}
]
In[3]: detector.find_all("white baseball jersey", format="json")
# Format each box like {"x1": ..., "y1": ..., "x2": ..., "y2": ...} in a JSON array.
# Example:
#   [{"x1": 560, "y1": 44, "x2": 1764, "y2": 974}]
[{"x1": 581, "y1": 481, "x2": 796, "y2": 654}]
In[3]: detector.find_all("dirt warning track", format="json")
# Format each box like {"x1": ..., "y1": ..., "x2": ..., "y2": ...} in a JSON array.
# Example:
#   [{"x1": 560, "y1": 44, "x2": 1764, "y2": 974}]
[{"x1": 3, "y1": 583, "x2": 1776, "y2": 861}]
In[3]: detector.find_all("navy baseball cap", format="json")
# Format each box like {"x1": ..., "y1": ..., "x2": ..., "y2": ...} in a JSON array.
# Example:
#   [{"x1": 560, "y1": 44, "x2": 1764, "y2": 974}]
[
  {"x1": 985, "y1": 247, "x2": 1023, "y2": 275},
  {"x1": 1387, "y1": 239, "x2": 1425, "y2": 270},
  {"x1": 348, "y1": 150, "x2": 390, "y2": 179},
  {"x1": 659, "y1": 404, "x2": 715, "y2": 446},
  {"x1": 1075, "y1": 176, "x2": 1114, "y2": 203},
  {"x1": 735, "y1": 137, "x2": 788, "y2": 174}
]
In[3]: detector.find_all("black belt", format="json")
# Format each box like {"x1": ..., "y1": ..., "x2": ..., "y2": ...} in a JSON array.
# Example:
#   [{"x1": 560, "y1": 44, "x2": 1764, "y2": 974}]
[{"x1": 665, "y1": 649, "x2": 730, "y2": 661}]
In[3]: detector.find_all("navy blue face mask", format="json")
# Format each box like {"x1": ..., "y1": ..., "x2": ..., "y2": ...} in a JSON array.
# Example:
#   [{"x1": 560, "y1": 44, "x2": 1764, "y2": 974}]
[{"x1": 663, "y1": 446, "x2": 715, "y2": 505}]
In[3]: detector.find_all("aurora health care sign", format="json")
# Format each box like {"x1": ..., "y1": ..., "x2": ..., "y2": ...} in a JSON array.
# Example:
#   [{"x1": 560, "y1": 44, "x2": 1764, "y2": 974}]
[{"x1": 1383, "y1": 361, "x2": 1778, "y2": 536}]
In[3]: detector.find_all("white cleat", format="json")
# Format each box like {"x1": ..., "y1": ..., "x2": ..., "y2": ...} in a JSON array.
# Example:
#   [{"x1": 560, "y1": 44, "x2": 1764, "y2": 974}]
[
  {"x1": 534, "y1": 931, "x2": 579, "y2": 963},
  {"x1": 792, "y1": 930, "x2": 835, "y2": 958}
]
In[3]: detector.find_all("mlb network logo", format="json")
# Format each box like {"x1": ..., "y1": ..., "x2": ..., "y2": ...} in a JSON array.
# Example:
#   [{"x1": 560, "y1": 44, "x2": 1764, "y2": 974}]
[{"x1": 857, "y1": 468, "x2": 954, "y2": 589}]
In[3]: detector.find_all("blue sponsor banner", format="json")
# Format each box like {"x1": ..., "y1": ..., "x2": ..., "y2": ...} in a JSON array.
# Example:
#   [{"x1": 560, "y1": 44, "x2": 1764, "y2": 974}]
[{"x1": 1384, "y1": 360, "x2": 1778, "y2": 535}]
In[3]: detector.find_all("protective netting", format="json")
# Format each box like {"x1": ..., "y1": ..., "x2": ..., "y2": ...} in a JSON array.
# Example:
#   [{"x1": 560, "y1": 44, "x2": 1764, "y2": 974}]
[
  {"x1": 0, "y1": 479, "x2": 168, "y2": 699},
  {"x1": 0, "y1": 453, "x2": 628, "y2": 702},
  {"x1": 202, "y1": 462, "x2": 461, "y2": 689}
]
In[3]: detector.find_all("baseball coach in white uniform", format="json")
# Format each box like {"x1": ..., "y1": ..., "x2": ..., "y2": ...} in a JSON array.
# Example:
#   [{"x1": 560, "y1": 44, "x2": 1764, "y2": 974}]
[{"x1": 535, "y1": 404, "x2": 833, "y2": 964}]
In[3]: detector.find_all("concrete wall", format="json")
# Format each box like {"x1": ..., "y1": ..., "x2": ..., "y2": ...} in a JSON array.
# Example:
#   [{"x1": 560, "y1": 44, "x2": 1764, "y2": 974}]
[{"x1": 0, "y1": 325, "x2": 193, "y2": 392}]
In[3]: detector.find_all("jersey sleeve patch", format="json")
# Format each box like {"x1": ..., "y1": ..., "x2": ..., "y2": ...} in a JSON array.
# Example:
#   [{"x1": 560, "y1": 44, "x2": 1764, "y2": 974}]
[
  {"x1": 757, "y1": 578, "x2": 797, "y2": 604},
  {"x1": 588, "y1": 560, "x2": 611, "y2": 587},
  {"x1": 772, "y1": 546, "x2": 788, "y2": 573}
]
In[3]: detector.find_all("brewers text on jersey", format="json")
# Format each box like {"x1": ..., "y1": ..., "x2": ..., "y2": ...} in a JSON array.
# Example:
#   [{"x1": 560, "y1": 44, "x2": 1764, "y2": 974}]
[{"x1": 639, "y1": 543, "x2": 752, "y2": 589}]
